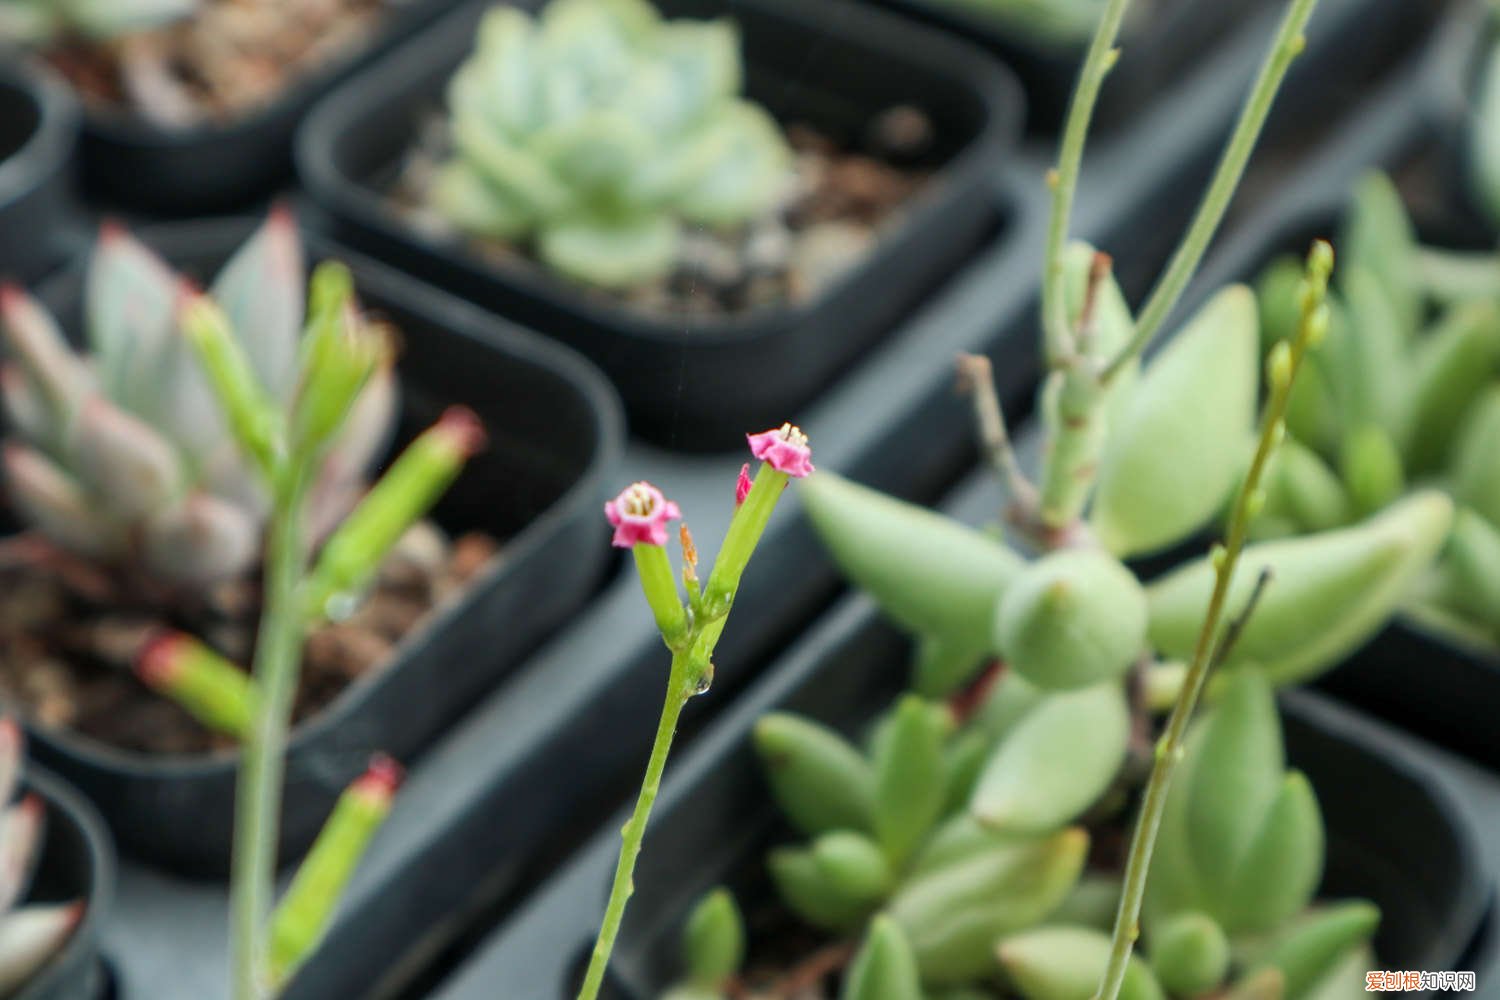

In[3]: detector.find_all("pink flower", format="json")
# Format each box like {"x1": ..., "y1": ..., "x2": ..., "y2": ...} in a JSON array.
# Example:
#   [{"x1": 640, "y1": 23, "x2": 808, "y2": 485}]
[
  {"x1": 735, "y1": 464, "x2": 752, "y2": 507},
  {"x1": 605, "y1": 481, "x2": 681, "y2": 548},
  {"x1": 747, "y1": 423, "x2": 814, "y2": 478}
]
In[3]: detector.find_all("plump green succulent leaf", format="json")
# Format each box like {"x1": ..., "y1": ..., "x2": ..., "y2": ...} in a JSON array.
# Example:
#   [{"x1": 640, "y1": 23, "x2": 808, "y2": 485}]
[
  {"x1": 450, "y1": 111, "x2": 573, "y2": 220},
  {"x1": 671, "y1": 102, "x2": 788, "y2": 226},
  {"x1": 1262, "y1": 437, "x2": 1352, "y2": 535},
  {"x1": 872, "y1": 695, "x2": 948, "y2": 866},
  {"x1": 1092, "y1": 285, "x2": 1259, "y2": 556},
  {"x1": 1223, "y1": 771, "x2": 1323, "y2": 932},
  {"x1": 1048, "y1": 873, "x2": 1121, "y2": 931},
  {"x1": 1256, "y1": 254, "x2": 1305, "y2": 353},
  {"x1": 753, "y1": 712, "x2": 874, "y2": 837},
  {"x1": 143, "y1": 492, "x2": 259, "y2": 584},
  {"x1": 1, "y1": 444, "x2": 116, "y2": 559},
  {"x1": 911, "y1": 636, "x2": 987, "y2": 699},
  {"x1": 1338, "y1": 423, "x2": 1404, "y2": 518},
  {"x1": 841, "y1": 916, "x2": 922, "y2": 1000},
  {"x1": 969, "y1": 668, "x2": 1048, "y2": 743},
  {"x1": 1147, "y1": 491, "x2": 1454, "y2": 686},
  {"x1": 1450, "y1": 385, "x2": 1500, "y2": 528},
  {"x1": 969, "y1": 682, "x2": 1128, "y2": 834},
  {"x1": 998, "y1": 925, "x2": 1166, "y2": 1000},
  {"x1": 1149, "y1": 911, "x2": 1230, "y2": 997},
  {"x1": 1331, "y1": 268, "x2": 1407, "y2": 440},
  {"x1": 1338, "y1": 172, "x2": 1419, "y2": 337},
  {"x1": 681, "y1": 889, "x2": 743, "y2": 988},
  {"x1": 1441, "y1": 507, "x2": 1500, "y2": 631},
  {"x1": 1253, "y1": 902, "x2": 1380, "y2": 1000},
  {"x1": 538, "y1": 214, "x2": 679, "y2": 290},
  {"x1": 894, "y1": 829, "x2": 1088, "y2": 985},
  {"x1": 1401, "y1": 301, "x2": 1500, "y2": 475},
  {"x1": 212, "y1": 207, "x2": 304, "y2": 400},
  {"x1": 941, "y1": 728, "x2": 991, "y2": 815},
  {"x1": 768, "y1": 846, "x2": 874, "y2": 933},
  {"x1": 908, "y1": 813, "x2": 1011, "y2": 878},
  {"x1": 993, "y1": 549, "x2": 1147, "y2": 690},
  {"x1": 811, "y1": 831, "x2": 894, "y2": 905},
  {"x1": 801, "y1": 472, "x2": 1024, "y2": 652},
  {"x1": 68, "y1": 397, "x2": 182, "y2": 519},
  {"x1": 1284, "y1": 360, "x2": 1344, "y2": 462},
  {"x1": 1184, "y1": 670, "x2": 1283, "y2": 905}
]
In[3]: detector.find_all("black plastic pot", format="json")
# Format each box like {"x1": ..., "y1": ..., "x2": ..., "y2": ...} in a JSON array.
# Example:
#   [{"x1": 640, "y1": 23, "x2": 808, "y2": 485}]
[
  {"x1": 0, "y1": 64, "x2": 80, "y2": 285},
  {"x1": 17, "y1": 764, "x2": 114, "y2": 1000},
  {"x1": 426, "y1": 597, "x2": 1490, "y2": 999},
  {"x1": 864, "y1": 0, "x2": 1261, "y2": 134},
  {"x1": 18, "y1": 216, "x2": 624, "y2": 877},
  {"x1": 63, "y1": 0, "x2": 463, "y2": 215},
  {"x1": 296, "y1": 0, "x2": 1023, "y2": 451}
]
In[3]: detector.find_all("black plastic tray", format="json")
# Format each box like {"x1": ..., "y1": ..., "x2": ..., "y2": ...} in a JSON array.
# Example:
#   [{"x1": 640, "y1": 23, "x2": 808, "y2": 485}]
[
  {"x1": 56, "y1": 0, "x2": 465, "y2": 215},
  {"x1": 0, "y1": 64, "x2": 80, "y2": 284},
  {"x1": 19, "y1": 216, "x2": 624, "y2": 877},
  {"x1": 427, "y1": 588, "x2": 1491, "y2": 998},
  {"x1": 296, "y1": 0, "x2": 1024, "y2": 451}
]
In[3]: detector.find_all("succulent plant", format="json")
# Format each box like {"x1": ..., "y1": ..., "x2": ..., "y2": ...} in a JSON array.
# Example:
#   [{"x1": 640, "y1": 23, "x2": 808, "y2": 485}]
[
  {"x1": 1250, "y1": 172, "x2": 1500, "y2": 650},
  {"x1": 922, "y1": 0, "x2": 1111, "y2": 44},
  {"x1": 0, "y1": 0, "x2": 195, "y2": 45},
  {"x1": 0, "y1": 209, "x2": 397, "y2": 589},
  {"x1": 0, "y1": 718, "x2": 83, "y2": 997},
  {"x1": 431, "y1": 0, "x2": 793, "y2": 290}
]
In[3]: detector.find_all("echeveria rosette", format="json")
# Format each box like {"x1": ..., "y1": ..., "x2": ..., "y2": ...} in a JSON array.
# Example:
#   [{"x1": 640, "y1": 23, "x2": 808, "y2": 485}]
[
  {"x1": 432, "y1": 0, "x2": 792, "y2": 290},
  {"x1": 0, "y1": 718, "x2": 85, "y2": 995},
  {"x1": 0, "y1": 210, "x2": 398, "y2": 589},
  {"x1": 0, "y1": 0, "x2": 195, "y2": 45}
]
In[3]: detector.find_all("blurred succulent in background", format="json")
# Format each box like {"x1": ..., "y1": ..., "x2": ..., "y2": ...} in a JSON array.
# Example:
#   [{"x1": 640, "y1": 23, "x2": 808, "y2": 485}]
[
  {"x1": 921, "y1": 0, "x2": 1112, "y2": 45},
  {"x1": 0, "y1": 209, "x2": 397, "y2": 589},
  {"x1": 0, "y1": 0, "x2": 195, "y2": 45},
  {"x1": 432, "y1": 0, "x2": 793, "y2": 290},
  {"x1": 0, "y1": 718, "x2": 82, "y2": 997},
  {"x1": 1252, "y1": 172, "x2": 1500, "y2": 650}
]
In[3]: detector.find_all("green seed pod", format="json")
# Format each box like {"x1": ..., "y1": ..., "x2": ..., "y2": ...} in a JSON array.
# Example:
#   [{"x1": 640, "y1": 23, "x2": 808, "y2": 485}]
[
  {"x1": 894, "y1": 829, "x2": 1088, "y2": 985},
  {"x1": 1049, "y1": 872, "x2": 1122, "y2": 931},
  {"x1": 1223, "y1": 771, "x2": 1324, "y2": 932},
  {"x1": 753, "y1": 713, "x2": 874, "y2": 837},
  {"x1": 994, "y1": 550, "x2": 1147, "y2": 690},
  {"x1": 1339, "y1": 424, "x2": 1404, "y2": 518},
  {"x1": 1257, "y1": 255, "x2": 1306, "y2": 353},
  {"x1": 1265, "y1": 438, "x2": 1352, "y2": 534},
  {"x1": 1401, "y1": 301, "x2": 1500, "y2": 475},
  {"x1": 768, "y1": 846, "x2": 873, "y2": 933},
  {"x1": 969, "y1": 682, "x2": 1128, "y2": 834},
  {"x1": 1092, "y1": 286, "x2": 1259, "y2": 557},
  {"x1": 1147, "y1": 491, "x2": 1454, "y2": 686},
  {"x1": 998, "y1": 925, "x2": 1166, "y2": 1000},
  {"x1": 1450, "y1": 386, "x2": 1500, "y2": 528},
  {"x1": 1443, "y1": 507, "x2": 1500, "y2": 631},
  {"x1": 1338, "y1": 171, "x2": 1419, "y2": 337},
  {"x1": 681, "y1": 889, "x2": 744, "y2": 988},
  {"x1": 801, "y1": 472, "x2": 1024, "y2": 652},
  {"x1": 841, "y1": 916, "x2": 922, "y2": 1000},
  {"x1": 812, "y1": 831, "x2": 894, "y2": 905},
  {"x1": 873, "y1": 696, "x2": 948, "y2": 865},
  {"x1": 1150, "y1": 911, "x2": 1230, "y2": 997},
  {"x1": 1254, "y1": 901, "x2": 1380, "y2": 1000}
]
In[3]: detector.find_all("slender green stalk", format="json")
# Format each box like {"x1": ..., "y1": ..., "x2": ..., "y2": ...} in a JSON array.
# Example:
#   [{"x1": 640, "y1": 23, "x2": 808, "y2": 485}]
[
  {"x1": 577, "y1": 650, "x2": 697, "y2": 1000},
  {"x1": 1100, "y1": 0, "x2": 1317, "y2": 381},
  {"x1": 1041, "y1": 0, "x2": 1131, "y2": 364},
  {"x1": 229, "y1": 470, "x2": 313, "y2": 1000},
  {"x1": 1092, "y1": 243, "x2": 1332, "y2": 1000}
]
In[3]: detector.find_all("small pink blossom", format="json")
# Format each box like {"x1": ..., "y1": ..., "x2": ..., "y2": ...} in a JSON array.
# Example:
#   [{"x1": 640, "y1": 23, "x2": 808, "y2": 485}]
[
  {"x1": 735, "y1": 464, "x2": 752, "y2": 507},
  {"x1": 605, "y1": 481, "x2": 681, "y2": 548},
  {"x1": 747, "y1": 423, "x2": 814, "y2": 478}
]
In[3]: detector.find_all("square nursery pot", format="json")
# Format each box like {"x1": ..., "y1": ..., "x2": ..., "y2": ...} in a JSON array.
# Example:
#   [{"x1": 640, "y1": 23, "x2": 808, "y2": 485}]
[
  {"x1": 17, "y1": 764, "x2": 114, "y2": 1000},
  {"x1": 53, "y1": 0, "x2": 465, "y2": 215},
  {"x1": 0, "y1": 65, "x2": 79, "y2": 285},
  {"x1": 16, "y1": 216, "x2": 624, "y2": 878},
  {"x1": 423, "y1": 599, "x2": 1491, "y2": 999},
  {"x1": 295, "y1": 0, "x2": 1023, "y2": 451}
]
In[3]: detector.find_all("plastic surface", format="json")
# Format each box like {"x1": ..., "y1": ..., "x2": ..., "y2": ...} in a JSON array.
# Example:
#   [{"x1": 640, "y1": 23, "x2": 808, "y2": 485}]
[
  {"x1": 70, "y1": 0, "x2": 464, "y2": 215},
  {"x1": 0, "y1": 64, "x2": 80, "y2": 284},
  {"x1": 19, "y1": 217, "x2": 624, "y2": 877},
  {"x1": 296, "y1": 0, "x2": 1024, "y2": 450}
]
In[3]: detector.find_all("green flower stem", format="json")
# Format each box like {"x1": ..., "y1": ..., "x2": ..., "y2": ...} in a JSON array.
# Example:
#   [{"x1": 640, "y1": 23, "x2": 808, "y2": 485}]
[
  {"x1": 576, "y1": 649, "x2": 697, "y2": 1000},
  {"x1": 634, "y1": 544, "x2": 688, "y2": 647},
  {"x1": 1041, "y1": 0, "x2": 1130, "y2": 365},
  {"x1": 1092, "y1": 242, "x2": 1332, "y2": 1000},
  {"x1": 1099, "y1": 0, "x2": 1318, "y2": 381},
  {"x1": 230, "y1": 468, "x2": 314, "y2": 1000},
  {"x1": 703, "y1": 463, "x2": 788, "y2": 616}
]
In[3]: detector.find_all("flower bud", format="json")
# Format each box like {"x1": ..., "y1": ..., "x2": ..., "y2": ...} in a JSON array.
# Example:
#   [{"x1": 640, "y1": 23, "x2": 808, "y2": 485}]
[{"x1": 134, "y1": 631, "x2": 257, "y2": 738}]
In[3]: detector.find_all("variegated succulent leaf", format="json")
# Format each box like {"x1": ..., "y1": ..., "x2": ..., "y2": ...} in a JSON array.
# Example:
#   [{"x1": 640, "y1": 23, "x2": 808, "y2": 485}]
[{"x1": 433, "y1": 0, "x2": 792, "y2": 288}]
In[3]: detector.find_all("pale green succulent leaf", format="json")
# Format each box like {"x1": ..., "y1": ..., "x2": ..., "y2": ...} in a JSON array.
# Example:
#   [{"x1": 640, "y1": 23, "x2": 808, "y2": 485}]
[
  {"x1": 538, "y1": 213, "x2": 678, "y2": 289},
  {"x1": 1223, "y1": 770, "x2": 1323, "y2": 932},
  {"x1": 1450, "y1": 385, "x2": 1500, "y2": 527},
  {"x1": 1253, "y1": 902, "x2": 1380, "y2": 1000},
  {"x1": 871, "y1": 695, "x2": 947, "y2": 866},
  {"x1": 1338, "y1": 172, "x2": 1419, "y2": 338},
  {"x1": 681, "y1": 889, "x2": 743, "y2": 989},
  {"x1": 998, "y1": 925, "x2": 1166, "y2": 1000},
  {"x1": 841, "y1": 916, "x2": 922, "y2": 1000},
  {"x1": 1150, "y1": 911, "x2": 1230, "y2": 997},
  {"x1": 753, "y1": 712, "x2": 873, "y2": 837}
]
